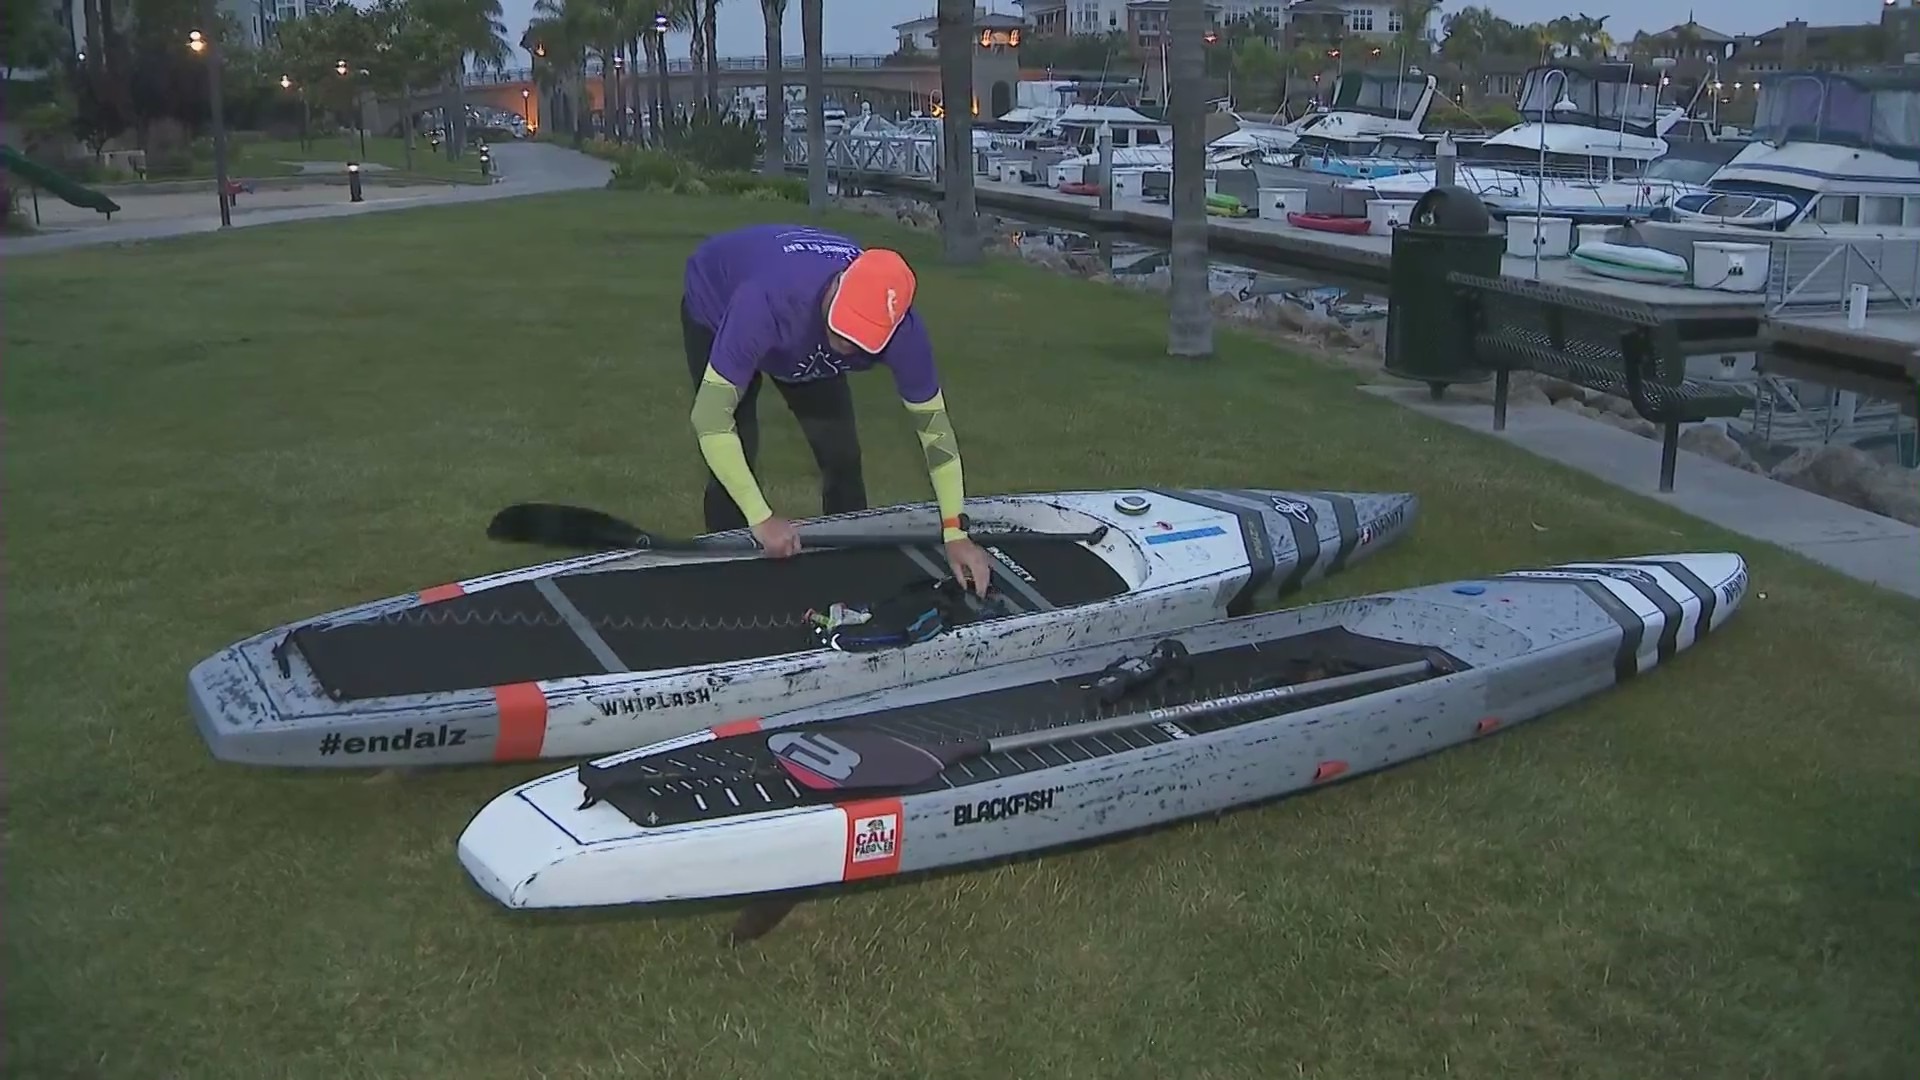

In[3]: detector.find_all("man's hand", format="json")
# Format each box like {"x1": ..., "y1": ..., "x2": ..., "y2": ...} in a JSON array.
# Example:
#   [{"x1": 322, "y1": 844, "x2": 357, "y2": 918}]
[
  {"x1": 944, "y1": 536, "x2": 994, "y2": 597},
  {"x1": 752, "y1": 515, "x2": 803, "y2": 558}
]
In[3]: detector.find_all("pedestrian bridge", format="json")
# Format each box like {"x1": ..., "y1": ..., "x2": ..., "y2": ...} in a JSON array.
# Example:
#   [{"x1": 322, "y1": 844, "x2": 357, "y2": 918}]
[{"x1": 388, "y1": 56, "x2": 1092, "y2": 136}]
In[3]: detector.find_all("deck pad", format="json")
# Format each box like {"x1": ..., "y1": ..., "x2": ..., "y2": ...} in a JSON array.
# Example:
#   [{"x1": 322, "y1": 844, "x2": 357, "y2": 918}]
[
  {"x1": 288, "y1": 538, "x2": 1128, "y2": 702},
  {"x1": 584, "y1": 627, "x2": 1454, "y2": 830}
]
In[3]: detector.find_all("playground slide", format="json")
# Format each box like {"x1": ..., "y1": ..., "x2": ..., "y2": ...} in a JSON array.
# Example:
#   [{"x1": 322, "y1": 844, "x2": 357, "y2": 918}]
[{"x1": 1, "y1": 145, "x2": 121, "y2": 217}]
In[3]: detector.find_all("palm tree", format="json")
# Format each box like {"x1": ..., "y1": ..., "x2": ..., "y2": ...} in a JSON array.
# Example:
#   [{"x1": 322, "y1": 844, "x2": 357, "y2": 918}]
[
  {"x1": 800, "y1": 0, "x2": 826, "y2": 212},
  {"x1": 1166, "y1": 0, "x2": 1211, "y2": 358},
  {"x1": 1391, "y1": 0, "x2": 1438, "y2": 65},
  {"x1": 649, "y1": 0, "x2": 697, "y2": 142},
  {"x1": 529, "y1": 0, "x2": 593, "y2": 144},
  {"x1": 759, "y1": 0, "x2": 787, "y2": 174},
  {"x1": 416, "y1": 0, "x2": 511, "y2": 157},
  {"x1": 935, "y1": 0, "x2": 980, "y2": 263}
]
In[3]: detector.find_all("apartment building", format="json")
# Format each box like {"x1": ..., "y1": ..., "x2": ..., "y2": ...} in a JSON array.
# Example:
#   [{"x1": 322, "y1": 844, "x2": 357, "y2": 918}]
[{"x1": 1015, "y1": 0, "x2": 1434, "y2": 43}]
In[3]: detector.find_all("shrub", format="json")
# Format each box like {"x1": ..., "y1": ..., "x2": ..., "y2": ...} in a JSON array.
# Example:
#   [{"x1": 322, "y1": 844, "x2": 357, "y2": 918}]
[
  {"x1": 608, "y1": 147, "x2": 692, "y2": 191},
  {"x1": 659, "y1": 105, "x2": 764, "y2": 172},
  {"x1": 600, "y1": 142, "x2": 804, "y2": 203}
]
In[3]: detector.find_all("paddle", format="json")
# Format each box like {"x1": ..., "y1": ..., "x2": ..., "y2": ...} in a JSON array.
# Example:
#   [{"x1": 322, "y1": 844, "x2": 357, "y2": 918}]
[
  {"x1": 485, "y1": 502, "x2": 1111, "y2": 554},
  {"x1": 768, "y1": 659, "x2": 1436, "y2": 794}
]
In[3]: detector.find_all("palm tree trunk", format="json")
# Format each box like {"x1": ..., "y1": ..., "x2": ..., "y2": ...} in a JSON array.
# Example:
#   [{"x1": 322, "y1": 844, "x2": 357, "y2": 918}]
[
  {"x1": 627, "y1": 39, "x2": 641, "y2": 142},
  {"x1": 402, "y1": 85, "x2": 416, "y2": 171},
  {"x1": 689, "y1": 14, "x2": 704, "y2": 107},
  {"x1": 801, "y1": 0, "x2": 826, "y2": 211},
  {"x1": 655, "y1": 35, "x2": 673, "y2": 139},
  {"x1": 760, "y1": 0, "x2": 785, "y2": 175},
  {"x1": 450, "y1": 62, "x2": 469, "y2": 158},
  {"x1": 600, "y1": 51, "x2": 614, "y2": 140},
  {"x1": 1166, "y1": 0, "x2": 1213, "y2": 358},
  {"x1": 703, "y1": 0, "x2": 720, "y2": 109},
  {"x1": 935, "y1": 0, "x2": 980, "y2": 264}
]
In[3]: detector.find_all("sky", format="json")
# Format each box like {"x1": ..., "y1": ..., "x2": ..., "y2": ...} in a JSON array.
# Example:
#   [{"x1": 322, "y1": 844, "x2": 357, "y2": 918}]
[{"x1": 495, "y1": 0, "x2": 1896, "y2": 69}]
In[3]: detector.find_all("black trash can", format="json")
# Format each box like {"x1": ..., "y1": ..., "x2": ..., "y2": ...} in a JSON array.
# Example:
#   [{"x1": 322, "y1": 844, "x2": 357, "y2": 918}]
[{"x1": 1384, "y1": 185, "x2": 1505, "y2": 399}]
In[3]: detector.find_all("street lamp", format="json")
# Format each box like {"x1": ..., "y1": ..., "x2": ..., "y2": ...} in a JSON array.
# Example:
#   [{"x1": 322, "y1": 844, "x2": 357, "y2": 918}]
[
  {"x1": 651, "y1": 11, "x2": 669, "y2": 143},
  {"x1": 187, "y1": 26, "x2": 231, "y2": 227},
  {"x1": 612, "y1": 52, "x2": 626, "y2": 140},
  {"x1": 1531, "y1": 67, "x2": 1578, "y2": 280},
  {"x1": 337, "y1": 60, "x2": 369, "y2": 158},
  {"x1": 521, "y1": 86, "x2": 531, "y2": 127}
]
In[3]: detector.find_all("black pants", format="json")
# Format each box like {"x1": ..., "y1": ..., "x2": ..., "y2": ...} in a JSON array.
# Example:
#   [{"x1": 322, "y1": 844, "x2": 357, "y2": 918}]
[{"x1": 681, "y1": 297, "x2": 867, "y2": 532}]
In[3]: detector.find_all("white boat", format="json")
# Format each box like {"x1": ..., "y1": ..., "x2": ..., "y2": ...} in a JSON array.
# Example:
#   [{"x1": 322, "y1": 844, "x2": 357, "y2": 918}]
[
  {"x1": 1286, "y1": 130, "x2": 1495, "y2": 181},
  {"x1": 1342, "y1": 64, "x2": 1735, "y2": 223},
  {"x1": 1259, "y1": 71, "x2": 1438, "y2": 155},
  {"x1": 1646, "y1": 71, "x2": 1920, "y2": 238},
  {"x1": 1050, "y1": 74, "x2": 1439, "y2": 190}
]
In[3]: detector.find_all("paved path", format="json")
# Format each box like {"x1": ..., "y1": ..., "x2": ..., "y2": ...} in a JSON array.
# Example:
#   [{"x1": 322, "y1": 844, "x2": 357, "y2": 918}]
[
  {"x1": 1365, "y1": 384, "x2": 1920, "y2": 599},
  {"x1": 2, "y1": 143, "x2": 611, "y2": 256}
]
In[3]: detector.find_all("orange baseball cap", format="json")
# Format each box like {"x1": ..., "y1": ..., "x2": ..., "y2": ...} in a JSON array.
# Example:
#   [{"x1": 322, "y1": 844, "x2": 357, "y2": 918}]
[{"x1": 827, "y1": 248, "x2": 917, "y2": 353}]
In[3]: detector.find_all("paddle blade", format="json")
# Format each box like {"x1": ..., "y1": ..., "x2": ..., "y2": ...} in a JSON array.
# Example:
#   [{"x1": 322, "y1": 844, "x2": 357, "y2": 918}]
[
  {"x1": 485, "y1": 503, "x2": 645, "y2": 550},
  {"x1": 768, "y1": 728, "x2": 984, "y2": 793}
]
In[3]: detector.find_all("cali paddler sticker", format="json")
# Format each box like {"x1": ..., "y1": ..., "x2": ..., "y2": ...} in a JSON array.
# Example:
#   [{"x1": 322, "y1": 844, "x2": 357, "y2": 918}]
[{"x1": 840, "y1": 798, "x2": 903, "y2": 881}]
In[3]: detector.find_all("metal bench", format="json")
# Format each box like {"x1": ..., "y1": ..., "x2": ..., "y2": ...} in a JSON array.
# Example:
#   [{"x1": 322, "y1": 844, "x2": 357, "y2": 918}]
[{"x1": 1447, "y1": 270, "x2": 1752, "y2": 492}]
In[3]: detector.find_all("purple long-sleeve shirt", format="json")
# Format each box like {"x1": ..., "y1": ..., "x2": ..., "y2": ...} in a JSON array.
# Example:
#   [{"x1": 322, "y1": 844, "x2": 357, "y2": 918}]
[{"x1": 682, "y1": 224, "x2": 941, "y2": 403}]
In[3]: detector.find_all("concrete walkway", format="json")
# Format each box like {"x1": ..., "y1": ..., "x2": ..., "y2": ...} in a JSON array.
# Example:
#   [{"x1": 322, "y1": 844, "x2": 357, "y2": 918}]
[
  {"x1": 1364, "y1": 384, "x2": 1920, "y2": 599},
  {"x1": 2, "y1": 143, "x2": 612, "y2": 256}
]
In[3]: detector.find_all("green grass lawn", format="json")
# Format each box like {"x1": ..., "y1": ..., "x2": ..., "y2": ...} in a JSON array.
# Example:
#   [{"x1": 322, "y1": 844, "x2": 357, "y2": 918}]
[
  {"x1": 116, "y1": 135, "x2": 489, "y2": 184},
  {"x1": 244, "y1": 134, "x2": 489, "y2": 183},
  {"x1": 6, "y1": 192, "x2": 1918, "y2": 1080}
]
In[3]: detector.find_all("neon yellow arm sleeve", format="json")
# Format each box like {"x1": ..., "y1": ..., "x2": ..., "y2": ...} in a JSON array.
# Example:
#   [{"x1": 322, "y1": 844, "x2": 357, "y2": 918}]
[
  {"x1": 903, "y1": 392, "x2": 966, "y2": 541},
  {"x1": 689, "y1": 365, "x2": 774, "y2": 526}
]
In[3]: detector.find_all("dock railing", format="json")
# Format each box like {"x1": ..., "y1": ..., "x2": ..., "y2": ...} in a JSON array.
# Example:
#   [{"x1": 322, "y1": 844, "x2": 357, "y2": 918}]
[
  {"x1": 1766, "y1": 236, "x2": 1920, "y2": 316},
  {"x1": 1748, "y1": 236, "x2": 1920, "y2": 457},
  {"x1": 782, "y1": 130, "x2": 938, "y2": 180}
]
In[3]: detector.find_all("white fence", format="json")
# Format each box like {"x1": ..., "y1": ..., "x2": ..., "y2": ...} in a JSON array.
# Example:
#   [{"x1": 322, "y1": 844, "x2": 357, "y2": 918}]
[{"x1": 783, "y1": 131, "x2": 939, "y2": 180}]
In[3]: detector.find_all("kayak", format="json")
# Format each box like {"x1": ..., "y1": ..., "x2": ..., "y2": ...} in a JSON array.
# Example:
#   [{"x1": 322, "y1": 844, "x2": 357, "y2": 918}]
[
  {"x1": 458, "y1": 552, "x2": 1749, "y2": 909},
  {"x1": 1571, "y1": 240, "x2": 1691, "y2": 285},
  {"x1": 188, "y1": 488, "x2": 1418, "y2": 768},
  {"x1": 1286, "y1": 212, "x2": 1372, "y2": 235}
]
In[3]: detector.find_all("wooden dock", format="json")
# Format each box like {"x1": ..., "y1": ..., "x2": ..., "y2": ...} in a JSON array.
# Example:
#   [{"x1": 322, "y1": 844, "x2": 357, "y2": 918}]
[
  {"x1": 860, "y1": 174, "x2": 1773, "y2": 318},
  {"x1": 1761, "y1": 311, "x2": 1920, "y2": 417},
  {"x1": 847, "y1": 173, "x2": 1920, "y2": 409}
]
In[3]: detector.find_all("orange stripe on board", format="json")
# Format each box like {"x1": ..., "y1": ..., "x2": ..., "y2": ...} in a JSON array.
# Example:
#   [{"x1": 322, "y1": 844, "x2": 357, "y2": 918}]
[
  {"x1": 839, "y1": 797, "x2": 904, "y2": 881},
  {"x1": 418, "y1": 583, "x2": 467, "y2": 604},
  {"x1": 1475, "y1": 717, "x2": 1502, "y2": 736},
  {"x1": 710, "y1": 718, "x2": 763, "y2": 738},
  {"x1": 491, "y1": 683, "x2": 549, "y2": 762},
  {"x1": 1312, "y1": 760, "x2": 1349, "y2": 783}
]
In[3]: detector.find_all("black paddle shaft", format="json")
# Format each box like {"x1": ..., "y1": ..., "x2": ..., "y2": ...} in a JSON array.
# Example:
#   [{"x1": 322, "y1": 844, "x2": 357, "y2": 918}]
[
  {"x1": 771, "y1": 659, "x2": 1436, "y2": 793},
  {"x1": 485, "y1": 502, "x2": 1111, "y2": 553}
]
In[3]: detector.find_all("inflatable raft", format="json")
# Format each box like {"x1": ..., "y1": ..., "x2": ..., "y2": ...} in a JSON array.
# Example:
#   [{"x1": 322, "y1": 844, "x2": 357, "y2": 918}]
[
  {"x1": 459, "y1": 552, "x2": 1749, "y2": 910},
  {"x1": 188, "y1": 489, "x2": 1419, "y2": 768},
  {"x1": 1571, "y1": 240, "x2": 1691, "y2": 285}
]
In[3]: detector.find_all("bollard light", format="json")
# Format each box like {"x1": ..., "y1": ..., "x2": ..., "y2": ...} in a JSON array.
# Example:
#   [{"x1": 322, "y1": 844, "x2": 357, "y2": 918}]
[
  {"x1": 280, "y1": 73, "x2": 292, "y2": 89},
  {"x1": 187, "y1": 30, "x2": 205, "y2": 53},
  {"x1": 347, "y1": 161, "x2": 363, "y2": 202},
  {"x1": 478, "y1": 150, "x2": 491, "y2": 178},
  {"x1": 335, "y1": 58, "x2": 348, "y2": 76}
]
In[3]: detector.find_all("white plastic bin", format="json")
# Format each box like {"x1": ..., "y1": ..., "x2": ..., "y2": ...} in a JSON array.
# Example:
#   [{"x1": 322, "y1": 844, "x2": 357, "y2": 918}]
[
  {"x1": 1504, "y1": 215, "x2": 1574, "y2": 259},
  {"x1": 1257, "y1": 186, "x2": 1307, "y2": 220}
]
